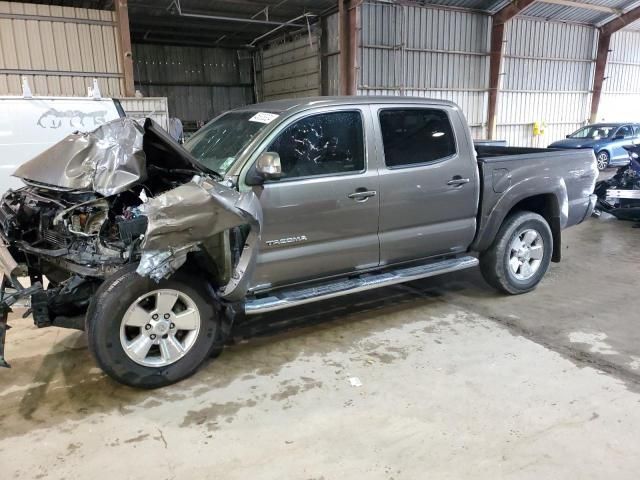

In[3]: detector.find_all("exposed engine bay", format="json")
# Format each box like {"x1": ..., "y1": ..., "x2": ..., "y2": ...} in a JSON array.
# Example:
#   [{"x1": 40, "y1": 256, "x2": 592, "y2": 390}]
[
  {"x1": 1, "y1": 181, "x2": 153, "y2": 280},
  {"x1": 0, "y1": 118, "x2": 262, "y2": 340},
  {"x1": 594, "y1": 144, "x2": 640, "y2": 223}
]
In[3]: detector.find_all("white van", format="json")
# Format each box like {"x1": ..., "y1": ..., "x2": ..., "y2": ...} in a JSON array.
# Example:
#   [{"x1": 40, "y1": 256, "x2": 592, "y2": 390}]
[{"x1": 0, "y1": 96, "x2": 124, "y2": 194}]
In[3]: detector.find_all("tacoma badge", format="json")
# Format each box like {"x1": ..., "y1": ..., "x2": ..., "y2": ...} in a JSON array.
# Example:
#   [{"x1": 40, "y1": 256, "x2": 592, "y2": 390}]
[{"x1": 265, "y1": 235, "x2": 308, "y2": 247}]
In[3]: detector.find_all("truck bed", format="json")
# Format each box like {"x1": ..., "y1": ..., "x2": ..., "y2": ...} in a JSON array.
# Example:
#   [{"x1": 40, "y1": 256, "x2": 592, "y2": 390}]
[{"x1": 471, "y1": 144, "x2": 598, "y2": 254}]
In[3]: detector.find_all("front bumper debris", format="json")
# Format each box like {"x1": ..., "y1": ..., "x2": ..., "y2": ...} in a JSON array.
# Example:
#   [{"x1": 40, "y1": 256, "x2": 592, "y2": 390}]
[
  {"x1": 0, "y1": 243, "x2": 43, "y2": 368},
  {"x1": 594, "y1": 146, "x2": 640, "y2": 222}
]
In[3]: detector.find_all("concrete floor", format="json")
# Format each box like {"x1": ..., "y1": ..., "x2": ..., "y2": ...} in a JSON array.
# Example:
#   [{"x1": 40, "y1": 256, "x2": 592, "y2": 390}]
[{"x1": 1, "y1": 213, "x2": 639, "y2": 479}]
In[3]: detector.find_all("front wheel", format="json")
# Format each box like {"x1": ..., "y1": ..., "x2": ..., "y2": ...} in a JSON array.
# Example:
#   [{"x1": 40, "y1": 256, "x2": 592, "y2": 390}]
[
  {"x1": 480, "y1": 211, "x2": 553, "y2": 295},
  {"x1": 596, "y1": 150, "x2": 610, "y2": 171},
  {"x1": 87, "y1": 264, "x2": 220, "y2": 388}
]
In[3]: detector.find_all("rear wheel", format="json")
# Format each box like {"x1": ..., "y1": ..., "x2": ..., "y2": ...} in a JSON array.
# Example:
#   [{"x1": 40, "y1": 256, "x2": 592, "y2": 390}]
[
  {"x1": 480, "y1": 211, "x2": 553, "y2": 294},
  {"x1": 87, "y1": 264, "x2": 220, "y2": 388},
  {"x1": 596, "y1": 150, "x2": 610, "y2": 170}
]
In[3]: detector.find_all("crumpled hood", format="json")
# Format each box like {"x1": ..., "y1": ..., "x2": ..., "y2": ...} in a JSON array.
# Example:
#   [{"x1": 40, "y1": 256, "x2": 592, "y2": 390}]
[
  {"x1": 13, "y1": 117, "x2": 204, "y2": 196},
  {"x1": 11, "y1": 117, "x2": 263, "y2": 300},
  {"x1": 548, "y1": 138, "x2": 600, "y2": 149}
]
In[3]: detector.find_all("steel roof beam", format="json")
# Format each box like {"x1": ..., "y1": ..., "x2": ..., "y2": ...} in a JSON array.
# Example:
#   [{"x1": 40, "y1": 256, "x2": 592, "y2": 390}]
[{"x1": 600, "y1": 3, "x2": 640, "y2": 36}]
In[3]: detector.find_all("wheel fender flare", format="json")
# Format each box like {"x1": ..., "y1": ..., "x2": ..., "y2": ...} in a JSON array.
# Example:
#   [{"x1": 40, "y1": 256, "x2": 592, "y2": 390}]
[{"x1": 473, "y1": 176, "x2": 567, "y2": 253}]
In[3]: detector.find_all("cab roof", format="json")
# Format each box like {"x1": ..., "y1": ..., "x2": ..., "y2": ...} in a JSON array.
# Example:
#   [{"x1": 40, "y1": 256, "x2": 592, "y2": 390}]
[{"x1": 233, "y1": 96, "x2": 460, "y2": 114}]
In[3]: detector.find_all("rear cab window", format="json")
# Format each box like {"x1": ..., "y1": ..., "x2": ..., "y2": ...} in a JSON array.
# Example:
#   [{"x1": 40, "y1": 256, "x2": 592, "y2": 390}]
[{"x1": 378, "y1": 108, "x2": 456, "y2": 168}]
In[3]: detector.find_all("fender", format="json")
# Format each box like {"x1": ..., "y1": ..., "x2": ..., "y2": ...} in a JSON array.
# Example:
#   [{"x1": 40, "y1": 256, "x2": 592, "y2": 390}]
[{"x1": 472, "y1": 174, "x2": 568, "y2": 255}]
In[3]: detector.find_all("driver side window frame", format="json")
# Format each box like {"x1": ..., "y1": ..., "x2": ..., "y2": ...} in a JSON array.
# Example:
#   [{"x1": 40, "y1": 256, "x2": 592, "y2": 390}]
[{"x1": 243, "y1": 107, "x2": 368, "y2": 186}]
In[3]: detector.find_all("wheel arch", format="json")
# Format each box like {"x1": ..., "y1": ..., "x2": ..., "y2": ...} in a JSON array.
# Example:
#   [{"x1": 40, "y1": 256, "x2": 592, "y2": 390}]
[
  {"x1": 507, "y1": 194, "x2": 562, "y2": 262},
  {"x1": 473, "y1": 178, "x2": 567, "y2": 263},
  {"x1": 471, "y1": 188, "x2": 569, "y2": 262}
]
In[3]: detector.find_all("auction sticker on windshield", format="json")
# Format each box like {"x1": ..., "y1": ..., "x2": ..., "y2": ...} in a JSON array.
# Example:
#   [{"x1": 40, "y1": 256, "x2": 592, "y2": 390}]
[{"x1": 249, "y1": 112, "x2": 279, "y2": 124}]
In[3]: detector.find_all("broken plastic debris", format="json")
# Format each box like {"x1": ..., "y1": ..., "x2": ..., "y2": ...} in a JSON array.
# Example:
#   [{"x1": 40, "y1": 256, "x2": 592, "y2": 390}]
[{"x1": 349, "y1": 376, "x2": 362, "y2": 387}]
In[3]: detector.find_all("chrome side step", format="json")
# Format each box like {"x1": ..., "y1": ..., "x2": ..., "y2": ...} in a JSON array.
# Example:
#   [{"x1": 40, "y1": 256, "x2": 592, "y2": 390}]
[{"x1": 244, "y1": 256, "x2": 478, "y2": 315}]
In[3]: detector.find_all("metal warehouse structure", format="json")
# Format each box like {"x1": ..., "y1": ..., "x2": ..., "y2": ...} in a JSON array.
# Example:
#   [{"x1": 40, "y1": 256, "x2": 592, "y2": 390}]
[{"x1": 1, "y1": 0, "x2": 640, "y2": 145}]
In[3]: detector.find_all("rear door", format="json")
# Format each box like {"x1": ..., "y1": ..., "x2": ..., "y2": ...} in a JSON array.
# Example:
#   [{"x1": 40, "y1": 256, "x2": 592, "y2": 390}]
[
  {"x1": 372, "y1": 105, "x2": 479, "y2": 265},
  {"x1": 247, "y1": 106, "x2": 380, "y2": 291}
]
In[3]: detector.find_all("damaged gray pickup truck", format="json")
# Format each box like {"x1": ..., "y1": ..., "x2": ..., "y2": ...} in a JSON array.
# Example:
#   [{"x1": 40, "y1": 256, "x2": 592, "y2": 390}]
[{"x1": 0, "y1": 97, "x2": 598, "y2": 388}]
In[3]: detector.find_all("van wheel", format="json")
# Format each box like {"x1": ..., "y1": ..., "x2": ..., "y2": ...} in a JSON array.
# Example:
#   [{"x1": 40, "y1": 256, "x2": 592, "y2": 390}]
[
  {"x1": 480, "y1": 211, "x2": 553, "y2": 295},
  {"x1": 87, "y1": 264, "x2": 220, "y2": 388}
]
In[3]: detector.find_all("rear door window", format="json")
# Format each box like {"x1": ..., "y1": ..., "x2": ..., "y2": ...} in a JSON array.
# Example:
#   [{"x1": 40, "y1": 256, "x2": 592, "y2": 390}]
[
  {"x1": 378, "y1": 108, "x2": 456, "y2": 168},
  {"x1": 265, "y1": 110, "x2": 365, "y2": 180}
]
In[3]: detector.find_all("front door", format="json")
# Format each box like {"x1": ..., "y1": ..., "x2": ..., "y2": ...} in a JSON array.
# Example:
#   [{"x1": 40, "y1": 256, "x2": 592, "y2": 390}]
[
  {"x1": 372, "y1": 106, "x2": 479, "y2": 265},
  {"x1": 248, "y1": 108, "x2": 380, "y2": 291}
]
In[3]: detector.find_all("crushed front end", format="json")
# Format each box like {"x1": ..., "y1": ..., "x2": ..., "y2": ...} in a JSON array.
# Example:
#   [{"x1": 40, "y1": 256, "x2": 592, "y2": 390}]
[
  {"x1": 0, "y1": 185, "x2": 149, "y2": 326},
  {"x1": 0, "y1": 117, "x2": 261, "y2": 368},
  {"x1": 594, "y1": 145, "x2": 640, "y2": 222}
]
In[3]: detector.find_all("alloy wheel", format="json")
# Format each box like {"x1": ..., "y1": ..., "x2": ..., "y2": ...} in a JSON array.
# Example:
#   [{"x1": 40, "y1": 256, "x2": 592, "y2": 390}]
[
  {"x1": 508, "y1": 228, "x2": 545, "y2": 281},
  {"x1": 119, "y1": 289, "x2": 201, "y2": 367}
]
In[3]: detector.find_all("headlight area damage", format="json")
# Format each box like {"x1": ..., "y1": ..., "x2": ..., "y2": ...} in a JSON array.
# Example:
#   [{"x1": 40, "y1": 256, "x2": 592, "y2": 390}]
[{"x1": 0, "y1": 118, "x2": 261, "y2": 367}]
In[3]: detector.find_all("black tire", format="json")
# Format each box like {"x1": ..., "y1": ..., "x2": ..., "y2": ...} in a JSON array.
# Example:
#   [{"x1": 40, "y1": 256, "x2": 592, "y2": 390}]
[
  {"x1": 87, "y1": 264, "x2": 220, "y2": 388},
  {"x1": 596, "y1": 150, "x2": 610, "y2": 171},
  {"x1": 479, "y1": 211, "x2": 553, "y2": 295}
]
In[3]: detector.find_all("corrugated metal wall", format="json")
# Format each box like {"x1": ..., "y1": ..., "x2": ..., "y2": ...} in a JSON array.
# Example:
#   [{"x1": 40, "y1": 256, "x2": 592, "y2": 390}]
[
  {"x1": 322, "y1": 12, "x2": 340, "y2": 96},
  {"x1": 357, "y1": 1, "x2": 490, "y2": 138},
  {"x1": 496, "y1": 18, "x2": 596, "y2": 146},
  {"x1": 598, "y1": 30, "x2": 640, "y2": 122},
  {"x1": 0, "y1": 1, "x2": 124, "y2": 97},
  {"x1": 257, "y1": 29, "x2": 321, "y2": 101},
  {"x1": 133, "y1": 44, "x2": 253, "y2": 123}
]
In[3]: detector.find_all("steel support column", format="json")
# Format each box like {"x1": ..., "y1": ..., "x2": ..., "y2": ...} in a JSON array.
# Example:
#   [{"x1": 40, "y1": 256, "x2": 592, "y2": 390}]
[
  {"x1": 115, "y1": 0, "x2": 135, "y2": 97},
  {"x1": 339, "y1": 0, "x2": 357, "y2": 96},
  {"x1": 590, "y1": 6, "x2": 640, "y2": 122},
  {"x1": 487, "y1": 22, "x2": 505, "y2": 140},
  {"x1": 590, "y1": 34, "x2": 611, "y2": 123},
  {"x1": 487, "y1": 0, "x2": 536, "y2": 139}
]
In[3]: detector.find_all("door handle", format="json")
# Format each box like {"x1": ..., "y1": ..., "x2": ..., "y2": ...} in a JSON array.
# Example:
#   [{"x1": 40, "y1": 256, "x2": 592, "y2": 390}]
[
  {"x1": 348, "y1": 189, "x2": 377, "y2": 201},
  {"x1": 447, "y1": 177, "x2": 470, "y2": 187}
]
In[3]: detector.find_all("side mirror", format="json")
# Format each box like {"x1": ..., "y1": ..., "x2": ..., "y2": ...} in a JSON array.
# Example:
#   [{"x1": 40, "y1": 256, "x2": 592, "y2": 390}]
[
  {"x1": 245, "y1": 152, "x2": 282, "y2": 186},
  {"x1": 614, "y1": 134, "x2": 625, "y2": 140},
  {"x1": 566, "y1": 135, "x2": 571, "y2": 138}
]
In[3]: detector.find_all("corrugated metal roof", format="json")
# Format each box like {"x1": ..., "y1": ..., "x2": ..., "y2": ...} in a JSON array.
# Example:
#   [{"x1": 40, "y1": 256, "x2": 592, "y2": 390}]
[
  {"x1": 515, "y1": 0, "x2": 640, "y2": 27},
  {"x1": 22, "y1": 0, "x2": 336, "y2": 47},
  {"x1": 379, "y1": 1, "x2": 508, "y2": 13},
  {"x1": 519, "y1": 2, "x2": 613, "y2": 24}
]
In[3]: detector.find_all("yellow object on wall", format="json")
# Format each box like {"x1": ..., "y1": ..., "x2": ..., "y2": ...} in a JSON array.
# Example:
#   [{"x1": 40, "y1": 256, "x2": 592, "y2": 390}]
[{"x1": 533, "y1": 121, "x2": 547, "y2": 136}]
